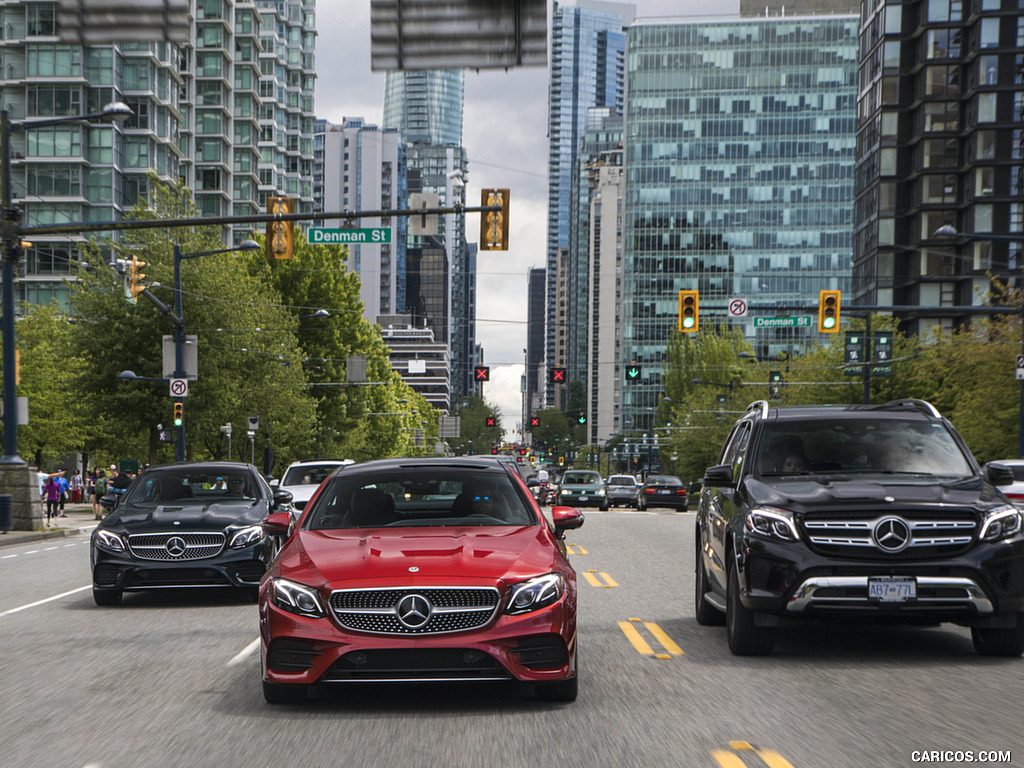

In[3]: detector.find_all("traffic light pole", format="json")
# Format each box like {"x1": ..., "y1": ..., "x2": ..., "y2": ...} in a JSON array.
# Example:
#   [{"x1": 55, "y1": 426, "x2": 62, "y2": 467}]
[{"x1": 172, "y1": 244, "x2": 185, "y2": 462}]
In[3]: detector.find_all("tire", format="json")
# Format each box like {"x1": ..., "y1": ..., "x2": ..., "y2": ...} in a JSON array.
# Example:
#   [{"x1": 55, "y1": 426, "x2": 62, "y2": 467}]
[
  {"x1": 694, "y1": 538, "x2": 725, "y2": 626},
  {"x1": 726, "y1": 557, "x2": 775, "y2": 655},
  {"x1": 263, "y1": 680, "x2": 308, "y2": 703},
  {"x1": 599, "y1": 502, "x2": 608, "y2": 511},
  {"x1": 92, "y1": 587, "x2": 122, "y2": 606},
  {"x1": 972, "y1": 613, "x2": 1024, "y2": 657}
]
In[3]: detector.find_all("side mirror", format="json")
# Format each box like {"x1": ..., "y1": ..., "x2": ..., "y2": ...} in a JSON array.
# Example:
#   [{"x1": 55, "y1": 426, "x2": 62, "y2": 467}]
[
  {"x1": 272, "y1": 489, "x2": 293, "y2": 509},
  {"x1": 262, "y1": 510, "x2": 292, "y2": 536},
  {"x1": 702, "y1": 464, "x2": 735, "y2": 488},
  {"x1": 985, "y1": 462, "x2": 1015, "y2": 487},
  {"x1": 551, "y1": 505, "x2": 584, "y2": 535},
  {"x1": 99, "y1": 493, "x2": 118, "y2": 510},
  {"x1": 268, "y1": 477, "x2": 279, "y2": 487}
]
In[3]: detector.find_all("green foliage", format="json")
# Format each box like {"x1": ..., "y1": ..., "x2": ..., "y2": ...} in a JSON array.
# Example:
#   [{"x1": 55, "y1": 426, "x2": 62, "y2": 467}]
[{"x1": 448, "y1": 395, "x2": 504, "y2": 455}]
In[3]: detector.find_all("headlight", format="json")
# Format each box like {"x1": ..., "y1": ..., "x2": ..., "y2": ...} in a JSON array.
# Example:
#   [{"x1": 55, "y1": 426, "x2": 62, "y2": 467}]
[
  {"x1": 745, "y1": 506, "x2": 800, "y2": 541},
  {"x1": 560, "y1": 488, "x2": 571, "y2": 496},
  {"x1": 595, "y1": 488, "x2": 606, "y2": 496},
  {"x1": 229, "y1": 525, "x2": 264, "y2": 549},
  {"x1": 270, "y1": 578, "x2": 326, "y2": 618},
  {"x1": 94, "y1": 529, "x2": 126, "y2": 553},
  {"x1": 505, "y1": 573, "x2": 564, "y2": 615},
  {"x1": 980, "y1": 505, "x2": 1023, "y2": 541}
]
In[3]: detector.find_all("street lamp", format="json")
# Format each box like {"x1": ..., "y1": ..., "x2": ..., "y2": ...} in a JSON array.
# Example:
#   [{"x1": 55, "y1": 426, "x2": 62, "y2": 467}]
[
  {"x1": 299, "y1": 309, "x2": 329, "y2": 320},
  {"x1": 2, "y1": 102, "x2": 133, "y2": 465},
  {"x1": 166, "y1": 239, "x2": 259, "y2": 461}
]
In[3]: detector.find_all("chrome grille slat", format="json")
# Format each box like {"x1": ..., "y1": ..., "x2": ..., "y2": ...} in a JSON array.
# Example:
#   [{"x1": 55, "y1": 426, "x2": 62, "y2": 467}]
[
  {"x1": 329, "y1": 586, "x2": 500, "y2": 635},
  {"x1": 127, "y1": 532, "x2": 226, "y2": 561},
  {"x1": 803, "y1": 513, "x2": 978, "y2": 553}
]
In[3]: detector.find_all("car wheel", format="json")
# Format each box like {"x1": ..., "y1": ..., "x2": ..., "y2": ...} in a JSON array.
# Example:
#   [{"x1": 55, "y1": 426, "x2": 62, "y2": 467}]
[
  {"x1": 726, "y1": 557, "x2": 775, "y2": 655},
  {"x1": 971, "y1": 612, "x2": 1024, "y2": 657},
  {"x1": 262, "y1": 680, "x2": 308, "y2": 703},
  {"x1": 599, "y1": 502, "x2": 608, "y2": 512},
  {"x1": 694, "y1": 538, "x2": 725, "y2": 626},
  {"x1": 92, "y1": 587, "x2": 122, "y2": 606}
]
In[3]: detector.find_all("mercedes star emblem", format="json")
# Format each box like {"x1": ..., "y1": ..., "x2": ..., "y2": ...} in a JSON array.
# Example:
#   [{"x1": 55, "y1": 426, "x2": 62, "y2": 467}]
[
  {"x1": 395, "y1": 594, "x2": 433, "y2": 629},
  {"x1": 873, "y1": 517, "x2": 911, "y2": 553},
  {"x1": 165, "y1": 536, "x2": 188, "y2": 557}
]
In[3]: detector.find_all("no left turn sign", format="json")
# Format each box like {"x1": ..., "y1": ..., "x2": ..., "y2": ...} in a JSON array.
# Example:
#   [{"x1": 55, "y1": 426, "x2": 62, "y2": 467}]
[
  {"x1": 170, "y1": 378, "x2": 188, "y2": 397},
  {"x1": 728, "y1": 298, "x2": 748, "y2": 317}
]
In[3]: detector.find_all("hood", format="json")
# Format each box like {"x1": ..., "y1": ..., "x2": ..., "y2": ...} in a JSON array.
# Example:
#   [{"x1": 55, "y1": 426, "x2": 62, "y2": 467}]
[
  {"x1": 744, "y1": 475, "x2": 1005, "y2": 515},
  {"x1": 104, "y1": 501, "x2": 266, "y2": 531},
  {"x1": 280, "y1": 526, "x2": 557, "y2": 587}
]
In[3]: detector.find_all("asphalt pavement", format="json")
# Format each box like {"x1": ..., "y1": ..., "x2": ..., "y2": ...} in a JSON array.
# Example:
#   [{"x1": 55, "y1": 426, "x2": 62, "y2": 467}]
[{"x1": 0, "y1": 502, "x2": 99, "y2": 547}]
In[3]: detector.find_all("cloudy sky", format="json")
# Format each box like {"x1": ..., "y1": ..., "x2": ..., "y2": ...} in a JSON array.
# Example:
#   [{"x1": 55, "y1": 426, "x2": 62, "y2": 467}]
[{"x1": 314, "y1": 1, "x2": 738, "y2": 437}]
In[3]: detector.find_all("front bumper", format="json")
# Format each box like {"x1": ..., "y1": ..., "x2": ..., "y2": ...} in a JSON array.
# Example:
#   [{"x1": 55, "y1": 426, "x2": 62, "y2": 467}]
[
  {"x1": 735, "y1": 534, "x2": 1024, "y2": 624},
  {"x1": 92, "y1": 541, "x2": 265, "y2": 591},
  {"x1": 260, "y1": 589, "x2": 577, "y2": 686},
  {"x1": 559, "y1": 493, "x2": 606, "y2": 508}
]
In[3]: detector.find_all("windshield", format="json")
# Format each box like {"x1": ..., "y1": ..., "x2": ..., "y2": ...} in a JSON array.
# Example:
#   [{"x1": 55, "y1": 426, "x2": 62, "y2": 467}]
[
  {"x1": 306, "y1": 468, "x2": 539, "y2": 529},
  {"x1": 562, "y1": 472, "x2": 601, "y2": 485},
  {"x1": 608, "y1": 476, "x2": 636, "y2": 486},
  {"x1": 124, "y1": 469, "x2": 258, "y2": 505},
  {"x1": 646, "y1": 475, "x2": 682, "y2": 485},
  {"x1": 282, "y1": 463, "x2": 345, "y2": 486},
  {"x1": 755, "y1": 419, "x2": 974, "y2": 478}
]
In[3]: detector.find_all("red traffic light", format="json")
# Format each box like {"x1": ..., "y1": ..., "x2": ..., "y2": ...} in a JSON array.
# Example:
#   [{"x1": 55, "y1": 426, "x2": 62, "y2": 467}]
[
  {"x1": 474, "y1": 366, "x2": 490, "y2": 381},
  {"x1": 549, "y1": 367, "x2": 566, "y2": 383},
  {"x1": 530, "y1": 416, "x2": 540, "y2": 427},
  {"x1": 485, "y1": 415, "x2": 496, "y2": 427}
]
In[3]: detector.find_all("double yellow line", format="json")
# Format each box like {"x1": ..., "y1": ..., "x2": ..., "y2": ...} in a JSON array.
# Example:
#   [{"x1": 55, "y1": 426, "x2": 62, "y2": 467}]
[
  {"x1": 617, "y1": 617, "x2": 683, "y2": 659},
  {"x1": 582, "y1": 570, "x2": 617, "y2": 588},
  {"x1": 710, "y1": 742, "x2": 796, "y2": 768}
]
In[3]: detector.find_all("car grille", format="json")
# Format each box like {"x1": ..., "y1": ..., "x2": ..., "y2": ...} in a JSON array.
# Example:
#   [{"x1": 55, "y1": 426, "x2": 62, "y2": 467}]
[
  {"x1": 320, "y1": 648, "x2": 510, "y2": 682},
  {"x1": 329, "y1": 587, "x2": 500, "y2": 635},
  {"x1": 803, "y1": 511, "x2": 977, "y2": 558},
  {"x1": 127, "y1": 532, "x2": 225, "y2": 561}
]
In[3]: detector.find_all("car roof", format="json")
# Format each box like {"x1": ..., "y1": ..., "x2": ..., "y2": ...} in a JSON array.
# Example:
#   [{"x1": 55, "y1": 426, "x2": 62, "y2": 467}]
[{"x1": 285, "y1": 459, "x2": 353, "y2": 467}]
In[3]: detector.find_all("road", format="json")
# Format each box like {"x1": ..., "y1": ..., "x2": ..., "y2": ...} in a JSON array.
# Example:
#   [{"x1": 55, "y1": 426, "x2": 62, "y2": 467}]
[{"x1": 1, "y1": 508, "x2": 1021, "y2": 768}]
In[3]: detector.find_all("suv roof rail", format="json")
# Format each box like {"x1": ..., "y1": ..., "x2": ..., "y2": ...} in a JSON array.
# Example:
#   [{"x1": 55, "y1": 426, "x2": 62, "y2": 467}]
[
  {"x1": 746, "y1": 400, "x2": 769, "y2": 419},
  {"x1": 877, "y1": 398, "x2": 942, "y2": 418}
]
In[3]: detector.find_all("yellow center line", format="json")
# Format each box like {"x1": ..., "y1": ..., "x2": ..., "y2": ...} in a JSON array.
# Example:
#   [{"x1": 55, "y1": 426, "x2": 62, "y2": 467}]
[
  {"x1": 583, "y1": 572, "x2": 603, "y2": 587},
  {"x1": 599, "y1": 572, "x2": 618, "y2": 587},
  {"x1": 756, "y1": 749, "x2": 797, "y2": 768},
  {"x1": 643, "y1": 621, "x2": 683, "y2": 655},
  {"x1": 617, "y1": 620, "x2": 655, "y2": 655},
  {"x1": 710, "y1": 750, "x2": 748, "y2": 768}
]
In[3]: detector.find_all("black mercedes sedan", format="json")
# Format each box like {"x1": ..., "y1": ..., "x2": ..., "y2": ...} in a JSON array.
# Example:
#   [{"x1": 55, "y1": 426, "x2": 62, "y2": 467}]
[{"x1": 91, "y1": 462, "x2": 292, "y2": 605}]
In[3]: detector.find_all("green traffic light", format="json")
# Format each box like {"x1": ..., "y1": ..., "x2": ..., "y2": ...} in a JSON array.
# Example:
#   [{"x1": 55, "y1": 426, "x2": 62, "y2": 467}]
[
  {"x1": 823, "y1": 316, "x2": 836, "y2": 329},
  {"x1": 682, "y1": 316, "x2": 695, "y2": 329}
]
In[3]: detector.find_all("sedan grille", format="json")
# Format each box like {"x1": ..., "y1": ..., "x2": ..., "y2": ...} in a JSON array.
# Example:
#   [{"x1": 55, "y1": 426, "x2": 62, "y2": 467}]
[
  {"x1": 329, "y1": 587, "x2": 500, "y2": 635},
  {"x1": 127, "y1": 532, "x2": 225, "y2": 561},
  {"x1": 803, "y1": 511, "x2": 977, "y2": 559}
]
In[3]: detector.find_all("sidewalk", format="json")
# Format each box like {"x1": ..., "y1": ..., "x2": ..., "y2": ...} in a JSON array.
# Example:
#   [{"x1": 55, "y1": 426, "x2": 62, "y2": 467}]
[{"x1": 0, "y1": 502, "x2": 100, "y2": 548}]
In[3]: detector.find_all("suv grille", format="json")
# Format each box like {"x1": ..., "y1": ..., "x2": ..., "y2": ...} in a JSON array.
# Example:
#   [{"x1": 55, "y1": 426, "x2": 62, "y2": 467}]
[
  {"x1": 127, "y1": 532, "x2": 225, "y2": 561},
  {"x1": 803, "y1": 511, "x2": 976, "y2": 558},
  {"x1": 329, "y1": 587, "x2": 500, "y2": 635}
]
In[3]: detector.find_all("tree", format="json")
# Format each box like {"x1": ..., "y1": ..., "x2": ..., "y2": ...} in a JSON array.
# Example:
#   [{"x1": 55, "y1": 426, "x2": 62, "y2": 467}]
[{"x1": 448, "y1": 395, "x2": 503, "y2": 455}]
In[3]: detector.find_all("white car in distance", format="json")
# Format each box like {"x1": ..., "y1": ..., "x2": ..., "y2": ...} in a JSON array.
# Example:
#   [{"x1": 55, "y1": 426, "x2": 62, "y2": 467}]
[{"x1": 271, "y1": 460, "x2": 354, "y2": 516}]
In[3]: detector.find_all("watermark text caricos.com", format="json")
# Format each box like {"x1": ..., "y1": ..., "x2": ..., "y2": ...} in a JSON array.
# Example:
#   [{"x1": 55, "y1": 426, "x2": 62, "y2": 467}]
[{"x1": 911, "y1": 751, "x2": 1011, "y2": 763}]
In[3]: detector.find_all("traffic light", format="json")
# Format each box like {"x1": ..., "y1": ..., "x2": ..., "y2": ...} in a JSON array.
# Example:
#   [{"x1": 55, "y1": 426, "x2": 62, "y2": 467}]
[
  {"x1": 530, "y1": 416, "x2": 540, "y2": 428},
  {"x1": 549, "y1": 367, "x2": 566, "y2": 384},
  {"x1": 625, "y1": 365, "x2": 642, "y2": 382},
  {"x1": 485, "y1": 414, "x2": 497, "y2": 427},
  {"x1": 480, "y1": 189, "x2": 510, "y2": 251},
  {"x1": 173, "y1": 402, "x2": 183, "y2": 427},
  {"x1": 769, "y1": 370, "x2": 782, "y2": 397},
  {"x1": 818, "y1": 289, "x2": 841, "y2": 333},
  {"x1": 576, "y1": 410, "x2": 587, "y2": 425},
  {"x1": 474, "y1": 366, "x2": 490, "y2": 382},
  {"x1": 127, "y1": 255, "x2": 146, "y2": 304},
  {"x1": 266, "y1": 196, "x2": 295, "y2": 260},
  {"x1": 678, "y1": 290, "x2": 699, "y2": 333},
  {"x1": 491, "y1": 446, "x2": 498, "y2": 454}
]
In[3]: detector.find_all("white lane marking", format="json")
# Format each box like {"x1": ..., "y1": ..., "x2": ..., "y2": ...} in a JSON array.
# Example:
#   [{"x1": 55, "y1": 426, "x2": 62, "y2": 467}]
[
  {"x1": 1, "y1": 554, "x2": 17, "y2": 559},
  {"x1": 0, "y1": 585, "x2": 91, "y2": 618},
  {"x1": 228, "y1": 638, "x2": 261, "y2": 667}
]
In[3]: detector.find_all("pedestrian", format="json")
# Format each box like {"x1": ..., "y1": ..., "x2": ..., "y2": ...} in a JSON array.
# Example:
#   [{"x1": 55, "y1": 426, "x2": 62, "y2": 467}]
[
  {"x1": 43, "y1": 472, "x2": 63, "y2": 526},
  {"x1": 69, "y1": 469, "x2": 83, "y2": 503},
  {"x1": 92, "y1": 469, "x2": 107, "y2": 520},
  {"x1": 55, "y1": 471, "x2": 70, "y2": 517}
]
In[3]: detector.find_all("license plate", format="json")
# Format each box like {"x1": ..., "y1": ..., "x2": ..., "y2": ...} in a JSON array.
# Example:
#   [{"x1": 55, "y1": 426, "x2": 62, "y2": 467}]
[
  {"x1": 659, "y1": 489, "x2": 671, "y2": 494},
  {"x1": 868, "y1": 576, "x2": 917, "y2": 602}
]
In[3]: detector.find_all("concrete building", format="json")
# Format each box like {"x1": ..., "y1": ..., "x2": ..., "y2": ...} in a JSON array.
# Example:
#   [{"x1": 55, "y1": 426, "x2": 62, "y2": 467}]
[
  {"x1": 524, "y1": 266, "x2": 546, "y2": 431},
  {"x1": 379, "y1": 317, "x2": 452, "y2": 412}
]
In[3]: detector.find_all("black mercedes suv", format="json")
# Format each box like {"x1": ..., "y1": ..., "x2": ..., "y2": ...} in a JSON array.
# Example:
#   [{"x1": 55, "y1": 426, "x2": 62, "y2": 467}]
[{"x1": 695, "y1": 399, "x2": 1024, "y2": 656}]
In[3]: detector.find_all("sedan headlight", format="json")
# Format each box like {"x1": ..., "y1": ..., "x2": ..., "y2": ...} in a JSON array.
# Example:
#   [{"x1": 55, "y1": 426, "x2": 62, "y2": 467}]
[
  {"x1": 980, "y1": 505, "x2": 1023, "y2": 542},
  {"x1": 505, "y1": 573, "x2": 564, "y2": 615},
  {"x1": 94, "y1": 529, "x2": 126, "y2": 553},
  {"x1": 270, "y1": 578, "x2": 326, "y2": 618},
  {"x1": 560, "y1": 488, "x2": 571, "y2": 496},
  {"x1": 595, "y1": 488, "x2": 606, "y2": 497},
  {"x1": 229, "y1": 525, "x2": 264, "y2": 549},
  {"x1": 745, "y1": 506, "x2": 800, "y2": 542}
]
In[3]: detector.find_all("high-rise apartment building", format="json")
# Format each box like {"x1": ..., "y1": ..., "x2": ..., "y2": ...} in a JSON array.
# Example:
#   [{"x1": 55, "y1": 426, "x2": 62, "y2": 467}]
[
  {"x1": 382, "y1": 69, "x2": 474, "y2": 404},
  {"x1": 524, "y1": 266, "x2": 546, "y2": 430},
  {"x1": 3, "y1": 0, "x2": 316, "y2": 306},
  {"x1": 854, "y1": 0, "x2": 1024, "y2": 332},
  {"x1": 313, "y1": 117, "x2": 407, "y2": 321},
  {"x1": 546, "y1": 0, "x2": 633, "y2": 407},
  {"x1": 621, "y1": 15, "x2": 859, "y2": 433}
]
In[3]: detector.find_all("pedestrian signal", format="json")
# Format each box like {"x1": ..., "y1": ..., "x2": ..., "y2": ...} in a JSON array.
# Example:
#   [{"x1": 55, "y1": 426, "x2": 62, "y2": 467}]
[
  {"x1": 818, "y1": 290, "x2": 841, "y2": 333},
  {"x1": 678, "y1": 290, "x2": 699, "y2": 332}
]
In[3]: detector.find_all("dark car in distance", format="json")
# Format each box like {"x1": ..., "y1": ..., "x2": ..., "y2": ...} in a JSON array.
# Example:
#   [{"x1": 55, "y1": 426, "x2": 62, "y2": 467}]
[
  {"x1": 258, "y1": 457, "x2": 584, "y2": 703},
  {"x1": 557, "y1": 470, "x2": 608, "y2": 510},
  {"x1": 695, "y1": 399, "x2": 1024, "y2": 657},
  {"x1": 91, "y1": 462, "x2": 293, "y2": 605},
  {"x1": 639, "y1": 474, "x2": 688, "y2": 511}
]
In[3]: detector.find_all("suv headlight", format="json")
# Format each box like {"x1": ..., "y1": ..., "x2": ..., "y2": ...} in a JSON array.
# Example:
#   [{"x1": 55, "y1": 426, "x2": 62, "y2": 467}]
[
  {"x1": 229, "y1": 525, "x2": 264, "y2": 549},
  {"x1": 980, "y1": 505, "x2": 1023, "y2": 542},
  {"x1": 505, "y1": 573, "x2": 564, "y2": 615},
  {"x1": 94, "y1": 529, "x2": 126, "y2": 553},
  {"x1": 745, "y1": 506, "x2": 800, "y2": 542},
  {"x1": 270, "y1": 578, "x2": 326, "y2": 618}
]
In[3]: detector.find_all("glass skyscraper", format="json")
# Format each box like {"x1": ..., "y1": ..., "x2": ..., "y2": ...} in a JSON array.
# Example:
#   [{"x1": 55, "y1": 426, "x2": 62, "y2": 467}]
[{"x1": 622, "y1": 15, "x2": 858, "y2": 432}]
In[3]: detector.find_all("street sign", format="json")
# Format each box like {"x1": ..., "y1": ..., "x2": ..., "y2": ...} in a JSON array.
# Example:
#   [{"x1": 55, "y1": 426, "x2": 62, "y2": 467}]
[
  {"x1": 308, "y1": 227, "x2": 392, "y2": 244},
  {"x1": 727, "y1": 298, "x2": 748, "y2": 317},
  {"x1": 169, "y1": 378, "x2": 188, "y2": 398},
  {"x1": 753, "y1": 316, "x2": 812, "y2": 328}
]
